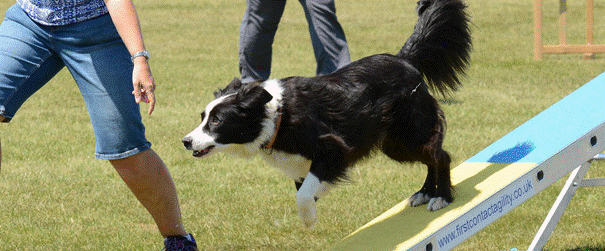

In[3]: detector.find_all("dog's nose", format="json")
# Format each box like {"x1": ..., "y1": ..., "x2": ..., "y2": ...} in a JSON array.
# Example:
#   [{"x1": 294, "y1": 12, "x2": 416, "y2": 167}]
[{"x1": 182, "y1": 137, "x2": 193, "y2": 150}]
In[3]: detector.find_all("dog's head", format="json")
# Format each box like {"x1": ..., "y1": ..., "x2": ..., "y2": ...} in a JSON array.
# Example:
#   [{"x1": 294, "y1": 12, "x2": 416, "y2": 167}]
[{"x1": 182, "y1": 78, "x2": 274, "y2": 158}]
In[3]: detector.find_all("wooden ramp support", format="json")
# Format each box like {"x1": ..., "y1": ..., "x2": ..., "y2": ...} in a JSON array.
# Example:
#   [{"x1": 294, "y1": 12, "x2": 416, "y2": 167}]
[
  {"x1": 534, "y1": 0, "x2": 605, "y2": 60},
  {"x1": 332, "y1": 72, "x2": 605, "y2": 251}
]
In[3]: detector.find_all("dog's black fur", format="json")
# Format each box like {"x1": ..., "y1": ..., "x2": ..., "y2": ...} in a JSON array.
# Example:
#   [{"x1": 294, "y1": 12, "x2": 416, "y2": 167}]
[{"x1": 183, "y1": 0, "x2": 471, "y2": 227}]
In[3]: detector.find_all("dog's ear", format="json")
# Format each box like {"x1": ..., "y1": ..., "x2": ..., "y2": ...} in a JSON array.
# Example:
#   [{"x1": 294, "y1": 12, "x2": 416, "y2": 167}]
[
  {"x1": 237, "y1": 85, "x2": 273, "y2": 110},
  {"x1": 416, "y1": 0, "x2": 431, "y2": 16},
  {"x1": 214, "y1": 77, "x2": 244, "y2": 98},
  {"x1": 227, "y1": 77, "x2": 243, "y2": 89}
]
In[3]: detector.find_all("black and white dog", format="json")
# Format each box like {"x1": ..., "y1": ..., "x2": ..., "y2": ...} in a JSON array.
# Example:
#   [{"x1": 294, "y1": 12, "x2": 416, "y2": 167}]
[{"x1": 183, "y1": 0, "x2": 471, "y2": 228}]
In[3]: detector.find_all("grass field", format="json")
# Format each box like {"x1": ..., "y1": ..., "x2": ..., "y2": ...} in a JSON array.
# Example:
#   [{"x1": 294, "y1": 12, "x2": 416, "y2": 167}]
[{"x1": 1, "y1": 0, "x2": 605, "y2": 250}]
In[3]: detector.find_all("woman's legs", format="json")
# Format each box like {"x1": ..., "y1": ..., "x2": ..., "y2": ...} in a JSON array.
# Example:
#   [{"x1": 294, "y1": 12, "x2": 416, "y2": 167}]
[
  {"x1": 238, "y1": 0, "x2": 287, "y2": 83},
  {"x1": 52, "y1": 13, "x2": 191, "y2": 240},
  {"x1": 109, "y1": 149, "x2": 187, "y2": 237},
  {"x1": 299, "y1": 0, "x2": 350, "y2": 75},
  {"x1": 0, "y1": 4, "x2": 194, "y2": 247}
]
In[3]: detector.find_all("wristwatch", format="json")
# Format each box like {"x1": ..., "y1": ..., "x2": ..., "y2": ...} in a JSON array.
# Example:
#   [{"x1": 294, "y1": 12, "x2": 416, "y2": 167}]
[{"x1": 131, "y1": 50, "x2": 150, "y2": 62}]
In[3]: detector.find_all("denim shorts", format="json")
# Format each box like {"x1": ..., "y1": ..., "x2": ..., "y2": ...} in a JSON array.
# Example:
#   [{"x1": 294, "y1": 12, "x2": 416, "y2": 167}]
[{"x1": 0, "y1": 4, "x2": 151, "y2": 160}]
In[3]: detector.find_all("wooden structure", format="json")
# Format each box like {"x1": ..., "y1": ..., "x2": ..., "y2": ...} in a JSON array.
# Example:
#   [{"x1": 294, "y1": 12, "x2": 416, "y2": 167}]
[{"x1": 534, "y1": 0, "x2": 605, "y2": 59}]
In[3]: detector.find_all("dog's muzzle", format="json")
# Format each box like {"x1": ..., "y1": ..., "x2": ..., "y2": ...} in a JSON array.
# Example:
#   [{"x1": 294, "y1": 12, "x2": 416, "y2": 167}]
[{"x1": 182, "y1": 137, "x2": 215, "y2": 158}]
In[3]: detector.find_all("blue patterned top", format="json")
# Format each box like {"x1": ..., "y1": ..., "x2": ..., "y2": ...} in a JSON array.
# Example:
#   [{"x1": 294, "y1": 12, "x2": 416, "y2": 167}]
[{"x1": 17, "y1": 0, "x2": 108, "y2": 26}]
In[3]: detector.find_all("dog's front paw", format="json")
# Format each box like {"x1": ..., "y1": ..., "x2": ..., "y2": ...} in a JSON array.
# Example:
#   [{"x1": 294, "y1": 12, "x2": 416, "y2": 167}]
[
  {"x1": 297, "y1": 196, "x2": 317, "y2": 228},
  {"x1": 409, "y1": 192, "x2": 431, "y2": 207},
  {"x1": 427, "y1": 197, "x2": 450, "y2": 211}
]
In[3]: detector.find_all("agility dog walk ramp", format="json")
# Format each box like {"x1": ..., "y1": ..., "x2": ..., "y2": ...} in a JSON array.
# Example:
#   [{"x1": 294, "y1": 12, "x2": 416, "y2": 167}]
[{"x1": 332, "y1": 72, "x2": 605, "y2": 251}]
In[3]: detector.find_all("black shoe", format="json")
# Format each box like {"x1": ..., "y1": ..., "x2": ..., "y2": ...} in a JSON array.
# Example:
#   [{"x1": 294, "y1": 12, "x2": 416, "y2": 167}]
[{"x1": 163, "y1": 233, "x2": 198, "y2": 251}]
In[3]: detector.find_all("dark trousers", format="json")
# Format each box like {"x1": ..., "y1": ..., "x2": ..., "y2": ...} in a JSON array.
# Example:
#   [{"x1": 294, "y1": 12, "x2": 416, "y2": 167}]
[{"x1": 239, "y1": 0, "x2": 351, "y2": 82}]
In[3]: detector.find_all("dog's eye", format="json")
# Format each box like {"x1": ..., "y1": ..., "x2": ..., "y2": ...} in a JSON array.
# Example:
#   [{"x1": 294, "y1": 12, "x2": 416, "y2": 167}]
[{"x1": 210, "y1": 116, "x2": 220, "y2": 125}]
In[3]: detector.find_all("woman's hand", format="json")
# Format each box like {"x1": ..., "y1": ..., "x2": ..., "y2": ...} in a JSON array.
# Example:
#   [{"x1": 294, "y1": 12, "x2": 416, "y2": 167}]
[{"x1": 132, "y1": 57, "x2": 155, "y2": 115}]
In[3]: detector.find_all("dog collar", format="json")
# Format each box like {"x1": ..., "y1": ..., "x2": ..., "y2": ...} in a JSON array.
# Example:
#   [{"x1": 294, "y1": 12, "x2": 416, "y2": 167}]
[{"x1": 264, "y1": 109, "x2": 282, "y2": 149}]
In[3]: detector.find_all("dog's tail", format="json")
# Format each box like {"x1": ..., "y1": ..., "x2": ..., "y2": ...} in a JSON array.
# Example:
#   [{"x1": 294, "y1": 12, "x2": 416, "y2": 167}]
[{"x1": 396, "y1": 0, "x2": 471, "y2": 96}]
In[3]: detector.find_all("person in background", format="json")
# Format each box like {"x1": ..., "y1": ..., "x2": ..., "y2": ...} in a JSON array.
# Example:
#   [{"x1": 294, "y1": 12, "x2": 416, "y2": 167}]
[
  {"x1": 0, "y1": 0, "x2": 197, "y2": 250},
  {"x1": 239, "y1": 0, "x2": 351, "y2": 83}
]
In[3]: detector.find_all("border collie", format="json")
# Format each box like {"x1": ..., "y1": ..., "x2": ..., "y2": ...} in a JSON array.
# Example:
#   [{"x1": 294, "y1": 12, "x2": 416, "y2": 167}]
[{"x1": 183, "y1": 0, "x2": 471, "y2": 228}]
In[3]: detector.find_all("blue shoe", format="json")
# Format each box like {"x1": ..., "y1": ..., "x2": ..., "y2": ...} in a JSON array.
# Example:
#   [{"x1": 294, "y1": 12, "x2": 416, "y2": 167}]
[{"x1": 163, "y1": 233, "x2": 198, "y2": 251}]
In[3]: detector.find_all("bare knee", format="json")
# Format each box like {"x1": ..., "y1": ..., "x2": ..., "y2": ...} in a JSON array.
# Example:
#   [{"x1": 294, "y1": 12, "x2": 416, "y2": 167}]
[{"x1": 109, "y1": 150, "x2": 161, "y2": 190}]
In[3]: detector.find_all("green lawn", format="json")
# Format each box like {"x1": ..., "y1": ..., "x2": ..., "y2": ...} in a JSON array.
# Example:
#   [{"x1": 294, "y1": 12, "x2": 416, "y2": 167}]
[{"x1": 1, "y1": 0, "x2": 605, "y2": 250}]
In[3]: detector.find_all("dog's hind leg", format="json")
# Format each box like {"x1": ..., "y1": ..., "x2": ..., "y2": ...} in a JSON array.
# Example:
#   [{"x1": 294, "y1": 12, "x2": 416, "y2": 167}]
[
  {"x1": 416, "y1": 107, "x2": 453, "y2": 211},
  {"x1": 383, "y1": 136, "x2": 452, "y2": 210},
  {"x1": 409, "y1": 164, "x2": 436, "y2": 207},
  {"x1": 422, "y1": 149, "x2": 452, "y2": 211},
  {"x1": 381, "y1": 96, "x2": 452, "y2": 211},
  {"x1": 420, "y1": 106, "x2": 453, "y2": 211},
  {"x1": 382, "y1": 137, "x2": 434, "y2": 207}
]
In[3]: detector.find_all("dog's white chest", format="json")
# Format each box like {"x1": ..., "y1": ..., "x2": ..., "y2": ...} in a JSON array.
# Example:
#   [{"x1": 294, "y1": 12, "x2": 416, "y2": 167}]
[{"x1": 261, "y1": 150, "x2": 311, "y2": 182}]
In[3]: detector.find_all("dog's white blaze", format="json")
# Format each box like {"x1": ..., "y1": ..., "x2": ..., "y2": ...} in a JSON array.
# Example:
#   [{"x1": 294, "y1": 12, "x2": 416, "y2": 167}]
[
  {"x1": 185, "y1": 94, "x2": 235, "y2": 152},
  {"x1": 202, "y1": 94, "x2": 235, "y2": 128}
]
